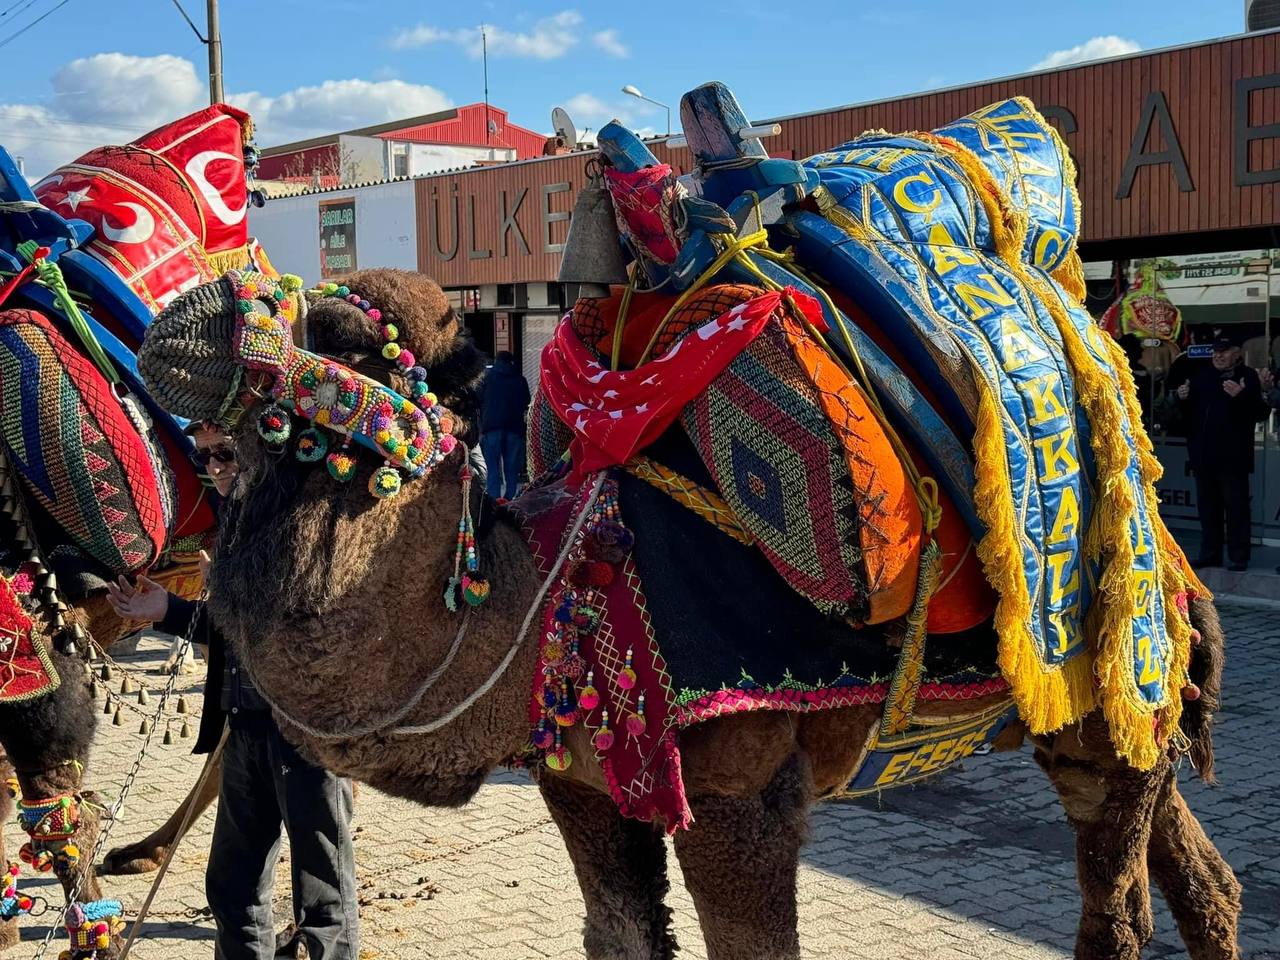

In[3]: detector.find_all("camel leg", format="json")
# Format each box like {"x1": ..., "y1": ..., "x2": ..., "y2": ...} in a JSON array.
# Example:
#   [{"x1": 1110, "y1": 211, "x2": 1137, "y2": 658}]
[
  {"x1": 99, "y1": 750, "x2": 222, "y2": 875},
  {"x1": 1034, "y1": 713, "x2": 1163, "y2": 960},
  {"x1": 537, "y1": 772, "x2": 676, "y2": 960},
  {"x1": 672, "y1": 752, "x2": 810, "y2": 960},
  {"x1": 0, "y1": 754, "x2": 16, "y2": 953},
  {"x1": 1147, "y1": 768, "x2": 1240, "y2": 959}
]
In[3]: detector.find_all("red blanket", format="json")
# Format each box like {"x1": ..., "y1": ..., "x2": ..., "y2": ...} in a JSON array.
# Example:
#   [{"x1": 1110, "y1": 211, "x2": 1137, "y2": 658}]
[{"x1": 539, "y1": 288, "x2": 823, "y2": 481}]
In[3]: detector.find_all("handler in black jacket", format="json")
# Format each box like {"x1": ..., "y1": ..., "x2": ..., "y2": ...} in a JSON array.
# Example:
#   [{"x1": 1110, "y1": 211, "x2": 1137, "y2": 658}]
[
  {"x1": 1175, "y1": 337, "x2": 1269, "y2": 571},
  {"x1": 106, "y1": 422, "x2": 358, "y2": 960}
]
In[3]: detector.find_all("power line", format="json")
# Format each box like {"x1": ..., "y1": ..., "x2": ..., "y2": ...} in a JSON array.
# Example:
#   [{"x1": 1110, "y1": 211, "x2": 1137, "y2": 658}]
[
  {"x1": 0, "y1": 0, "x2": 71, "y2": 50},
  {"x1": 0, "y1": 109, "x2": 151, "y2": 133},
  {"x1": 165, "y1": 0, "x2": 206, "y2": 42},
  {"x1": 0, "y1": 0, "x2": 45, "y2": 21}
]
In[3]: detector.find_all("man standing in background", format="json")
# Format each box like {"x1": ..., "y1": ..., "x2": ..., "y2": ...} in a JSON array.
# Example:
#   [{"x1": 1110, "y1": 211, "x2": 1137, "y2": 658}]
[
  {"x1": 480, "y1": 351, "x2": 532, "y2": 501},
  {"x1": 1176, "y1": 337, "x2": 1269, "y2": 571}
]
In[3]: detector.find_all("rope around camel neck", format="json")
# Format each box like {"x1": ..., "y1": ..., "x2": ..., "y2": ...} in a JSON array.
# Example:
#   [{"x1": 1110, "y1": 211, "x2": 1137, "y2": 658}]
[{"x1": 261, "y1": 473, "x2": 604, "y2": 740}]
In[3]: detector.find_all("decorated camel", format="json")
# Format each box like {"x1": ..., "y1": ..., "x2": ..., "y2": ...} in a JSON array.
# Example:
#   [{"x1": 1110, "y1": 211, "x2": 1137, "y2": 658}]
[
  {"x1": 0, "y1": 105, "x2": 272, "y2": 954},
  {"x1": 132, "y1": 83, "x2": 1240, "y2": 960}
]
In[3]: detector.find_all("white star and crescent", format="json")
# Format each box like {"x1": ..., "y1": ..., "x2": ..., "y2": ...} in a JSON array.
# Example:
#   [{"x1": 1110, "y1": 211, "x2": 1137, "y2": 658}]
[
  {"x1": 185, "y1": 150, "x2": 247, "y2": 226},
  {"x1": 101, "y1": 202, "x2": 156, "y2": 245}
]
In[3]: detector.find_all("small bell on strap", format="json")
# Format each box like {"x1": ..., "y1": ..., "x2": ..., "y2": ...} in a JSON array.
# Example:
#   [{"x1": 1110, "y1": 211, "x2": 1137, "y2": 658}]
[
  {"x1": 119, "y1": 675, "x2": 132, "y2": 696},
  {"x1": 176, "y1": 696, "x2": 188, "y2": 715},
  {"x1": 162, "y1": 724, "x2": 174, "y2": 746},
  {"x1": 136, "y1": 688, "x2": 149, "y2": 706},
  {"x1": 180, "y1": 719, "x2": 191, "y2": 740},
  {"x1": 100, "y1": 663, "x2": 111, "y2": 682},
  {"x1": 112, "y1": 706, "x2": 123, "y2": 727},
  {"x1": 138, "y1": 717, "x2": 150, "y2": 735},
  {"x1": 103, "y1": 695, "x2": 114, "y2": 716}
]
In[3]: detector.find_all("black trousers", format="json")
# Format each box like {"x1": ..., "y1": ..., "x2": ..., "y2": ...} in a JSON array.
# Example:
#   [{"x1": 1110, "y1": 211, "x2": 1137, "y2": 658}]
[
  {"x1": 206, "y1": 723, "x2": 359, "y2": 960},
  {"x1": 1194, "y1": 467, "x2": 1252, "y2": 566}
]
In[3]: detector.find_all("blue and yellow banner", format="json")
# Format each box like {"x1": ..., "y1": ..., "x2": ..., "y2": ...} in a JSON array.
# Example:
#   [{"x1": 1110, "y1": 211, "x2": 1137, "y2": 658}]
[{"x1": 800, "y1": 98, "x2": 1198, "y2": 767}]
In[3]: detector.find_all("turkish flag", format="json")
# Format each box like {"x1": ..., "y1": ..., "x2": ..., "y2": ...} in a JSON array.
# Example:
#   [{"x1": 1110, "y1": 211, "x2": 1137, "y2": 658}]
[
  {"x1": 35, "y1": 163, "x2": 216, "y2": 311},
  {"x1": 135, "y1": 104, "x2": 251, "y2": 257}
]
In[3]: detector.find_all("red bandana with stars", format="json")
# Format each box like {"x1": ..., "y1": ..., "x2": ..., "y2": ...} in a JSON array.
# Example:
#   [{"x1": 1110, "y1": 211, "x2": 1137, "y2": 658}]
[
  {"x1": 0, "y1": 574, "x2": 59, "y2": 704},
  {"x1": 539, "y1": 288, "x2": 823, "y2": 481}
]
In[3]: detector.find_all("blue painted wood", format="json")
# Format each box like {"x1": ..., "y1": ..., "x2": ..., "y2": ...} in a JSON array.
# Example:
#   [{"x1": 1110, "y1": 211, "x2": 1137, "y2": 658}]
[
  {"x1": 57, "y1": 249, "x2": 152, "y2": 343},
  {"x1": 681, "y1": 82, "x2": 765, "y2": 168},
  {"x1": 596, "y1": 120, "x2": 661, "y2": 172}
]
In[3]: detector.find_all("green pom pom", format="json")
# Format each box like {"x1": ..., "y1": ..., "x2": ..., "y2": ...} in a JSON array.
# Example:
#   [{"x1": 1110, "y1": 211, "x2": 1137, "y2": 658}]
[
  {"x1": 336, "y1": 285, "x2": 350, "y2": 297},
  {"x1": 368, "y1": 466, "x2": 402, "y2": 499},
  {"x1": 382, "y1": 342, "x2": 401, "y2": 361}
]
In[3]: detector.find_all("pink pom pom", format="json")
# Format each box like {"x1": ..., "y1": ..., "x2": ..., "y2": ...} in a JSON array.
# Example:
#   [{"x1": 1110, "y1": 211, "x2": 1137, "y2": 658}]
[
  {"x1": 439, "y1": 435, "x2": 458, "y2": 454},
  {"x1": 397, "y1": 349, "x2": 415, "y2": 369},
  {"x1": 367, "y1": 308, "x2": 382, "y2": 321},
  {"x1": 346, "y1": 293, "x2": 361, "y2": 304}
]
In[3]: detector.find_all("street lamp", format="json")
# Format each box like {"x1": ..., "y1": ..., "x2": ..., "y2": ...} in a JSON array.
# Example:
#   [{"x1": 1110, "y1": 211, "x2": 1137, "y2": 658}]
[{"x1": 621, "y1": 84, "x2": 671, "y2": 137}]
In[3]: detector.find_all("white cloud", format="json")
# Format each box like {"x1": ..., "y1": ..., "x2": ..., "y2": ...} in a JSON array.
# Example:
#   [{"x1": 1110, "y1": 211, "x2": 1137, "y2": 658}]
[
  {"x1": 562, "y1": 93, "x2": 658, "y2": 142},
  {"x1": 229, "y1": 79, "x2": 451, "y2": 145},
  {"x1": 592, "y1": 29, "x2": 628, "y2": 58},
  {"x1": 0, "y1": 53, "x2": 452, "y2": 179},
  {"x1": 391, "y1": 11, "x2": 583, "y2": 60},
  {"x1": 1033, "y1": 35, "x2": 1141, "y2": 70}
]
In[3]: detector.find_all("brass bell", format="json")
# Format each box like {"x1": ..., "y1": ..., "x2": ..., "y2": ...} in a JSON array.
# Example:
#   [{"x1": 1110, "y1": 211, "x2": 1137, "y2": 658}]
[{"x1": 112, "y1": 707, "x2": 123, "y2": 726}]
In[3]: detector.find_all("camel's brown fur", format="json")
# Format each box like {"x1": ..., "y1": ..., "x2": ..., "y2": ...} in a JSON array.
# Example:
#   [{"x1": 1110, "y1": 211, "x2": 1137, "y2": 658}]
[{"x1": 130, "y1": 267, "x2": 1242, "y2": 960}]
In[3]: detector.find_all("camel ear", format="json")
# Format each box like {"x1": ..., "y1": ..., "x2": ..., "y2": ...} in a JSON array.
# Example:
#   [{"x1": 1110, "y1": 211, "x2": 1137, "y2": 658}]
[{"x1": 139, "y1": 277, "x2": 241, "y2": 422}]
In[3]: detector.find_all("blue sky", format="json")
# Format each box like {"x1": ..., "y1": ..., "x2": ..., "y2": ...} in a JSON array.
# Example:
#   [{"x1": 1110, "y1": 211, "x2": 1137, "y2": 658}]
[{"x1": 0, "y1": 0, "x2": 1244, "y2": 176}]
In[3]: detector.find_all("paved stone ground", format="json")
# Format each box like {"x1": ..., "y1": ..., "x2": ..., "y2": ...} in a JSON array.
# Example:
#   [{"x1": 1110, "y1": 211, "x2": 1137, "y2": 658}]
[{"x1": 6, "y1": 601, "x2": 1278, "y2": 959}]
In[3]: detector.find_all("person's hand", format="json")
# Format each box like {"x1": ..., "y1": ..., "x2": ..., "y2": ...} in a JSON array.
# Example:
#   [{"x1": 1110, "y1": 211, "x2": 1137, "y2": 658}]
[
  {"x1": 1176, "y1": 382, "x2": 1190, "y2": 400},
  {"x1": 104, "y1": 575, "x2": 170, "y2": 623},
  {"x1": 1222, "y1": 378, "x2": 1245, "y2": 398}
]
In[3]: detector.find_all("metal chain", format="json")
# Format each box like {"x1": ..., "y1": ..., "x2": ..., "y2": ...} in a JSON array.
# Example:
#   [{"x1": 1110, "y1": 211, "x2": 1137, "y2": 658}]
[{"x1": 26, "y1": 604, "x2": 201, "y2": 960}]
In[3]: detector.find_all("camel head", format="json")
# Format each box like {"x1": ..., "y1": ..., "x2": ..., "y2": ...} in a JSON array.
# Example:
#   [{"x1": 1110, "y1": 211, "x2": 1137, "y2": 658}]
[
  {"x1": 139, "y1": 268, "x2": 485, "y2": 445},
  {"x1": 137, "y1": 268, "x2": 488, "y2": 627}
]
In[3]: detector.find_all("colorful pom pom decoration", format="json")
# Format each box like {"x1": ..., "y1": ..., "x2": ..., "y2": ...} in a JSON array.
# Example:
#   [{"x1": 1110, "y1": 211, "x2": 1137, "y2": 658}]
[
  {"x1": 256, "y1": 403, "x2": 291, "y2": 445},
  {"x1": 326, "y1": 449, "x2": 357, "y2": 483},
  {"x1": 369, "y1": 465, "x2": 402, "y2": 499},
  {"x1": 295, "y1": 428, "x2": 328, "y2": 463}
]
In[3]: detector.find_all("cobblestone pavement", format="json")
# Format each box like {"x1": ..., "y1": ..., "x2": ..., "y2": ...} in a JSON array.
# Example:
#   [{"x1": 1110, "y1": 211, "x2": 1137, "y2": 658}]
[{"x1": 6, "y1": 602, "x2": 1278, "y2": 959}]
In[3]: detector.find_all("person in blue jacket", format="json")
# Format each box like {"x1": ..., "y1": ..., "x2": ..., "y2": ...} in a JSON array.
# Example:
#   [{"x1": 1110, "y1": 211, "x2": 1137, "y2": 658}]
[{"x1": 479, "y1": 351, "x2": 531, "y2": 500}]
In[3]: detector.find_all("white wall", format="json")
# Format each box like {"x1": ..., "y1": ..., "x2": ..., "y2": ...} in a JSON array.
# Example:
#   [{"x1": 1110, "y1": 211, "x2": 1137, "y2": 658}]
[
  {"x1": 248, "y1": 179, "x2": 418, "y2": 285},
  {"x1": 407, "y1": 142, "x2": 515, "y2": 175}
]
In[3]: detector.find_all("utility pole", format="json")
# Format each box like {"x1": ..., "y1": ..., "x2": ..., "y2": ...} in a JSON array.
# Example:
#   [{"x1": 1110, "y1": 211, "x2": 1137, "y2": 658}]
[
  {"x1": 206, "y1": 0, "x2": 224, "y2": 104},
  {"x1": 482, "y1": 25, "x2": 490, "y2": 145}
]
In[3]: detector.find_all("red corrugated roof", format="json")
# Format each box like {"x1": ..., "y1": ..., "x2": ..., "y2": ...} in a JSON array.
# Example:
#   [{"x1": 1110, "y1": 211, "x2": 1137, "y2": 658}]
[{"x1": 373, "y1": 103, "x2": 546, "y2": 160}]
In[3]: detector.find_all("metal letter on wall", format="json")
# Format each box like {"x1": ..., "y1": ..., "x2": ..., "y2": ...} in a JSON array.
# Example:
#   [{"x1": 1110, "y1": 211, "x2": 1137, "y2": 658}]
[
  {"x1": 542, "y1": 182, "x2": 571, "y2": 254},
  {"x1": 318, "y1": 197, "x2": 357, "y2": 278},
  {"x1": 467, "y1": 194, "x2": 492, "y2": 260},
  {"x1": 500, "y1": 188, "x2": 531, "y2": 256},
  {"x1": 1115, "y1": 91, "x2": 1194, "y2": 199},
  {"x1": 1233, "y1": 73, "x2": 1280, "y2": 187},
  {"x1": 429, "y1": 183, "x2": 459, "y2": 262},
  {"x1": 1040, "y1": 106, "x2": 1081, "y2": 185}
]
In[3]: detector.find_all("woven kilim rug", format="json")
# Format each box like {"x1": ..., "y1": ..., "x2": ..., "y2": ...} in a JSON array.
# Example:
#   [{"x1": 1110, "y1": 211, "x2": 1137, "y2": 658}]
[{"x1": 0, "y1": 309, "x2": 171, "y2": 575}]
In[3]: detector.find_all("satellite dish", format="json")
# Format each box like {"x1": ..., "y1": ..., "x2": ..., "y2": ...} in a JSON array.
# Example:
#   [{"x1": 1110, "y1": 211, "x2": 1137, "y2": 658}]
[{"x1": 551, "y1": 106, "x2": 578, "y2": 147}]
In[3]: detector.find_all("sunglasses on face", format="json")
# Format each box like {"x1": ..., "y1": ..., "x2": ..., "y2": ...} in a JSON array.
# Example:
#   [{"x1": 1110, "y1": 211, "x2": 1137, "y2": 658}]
[{"x1": 192, "y1": 448, "x2": 237, "y2": 467}]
